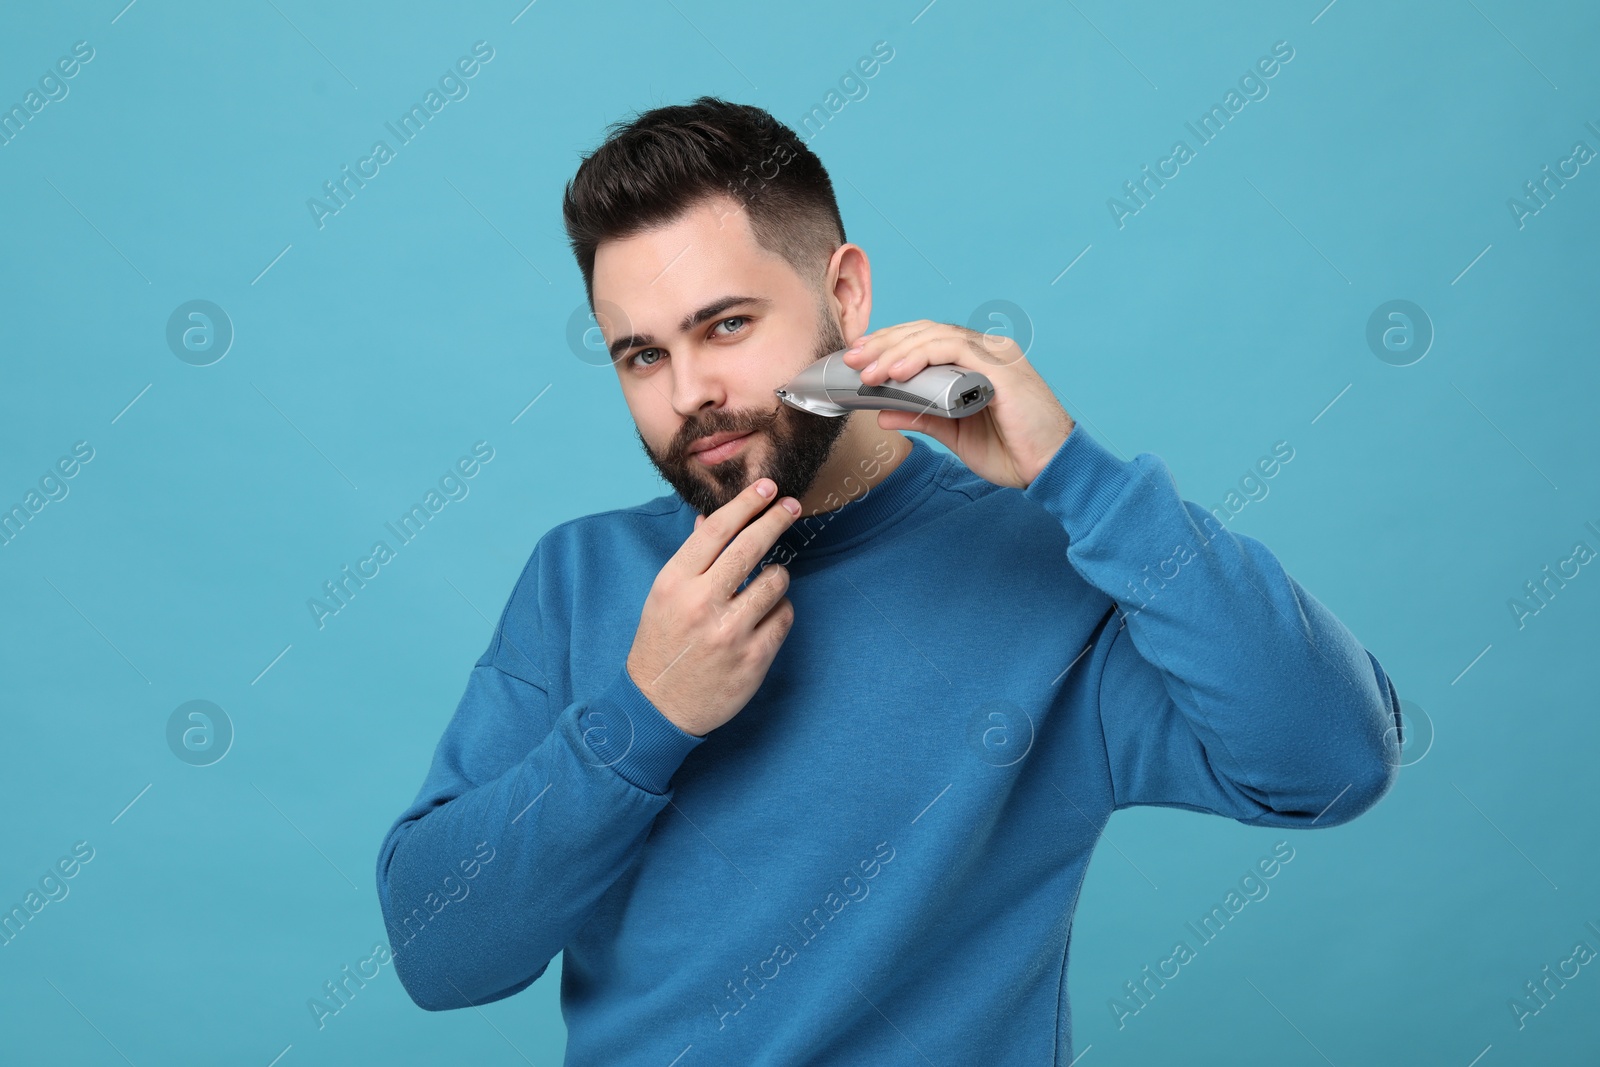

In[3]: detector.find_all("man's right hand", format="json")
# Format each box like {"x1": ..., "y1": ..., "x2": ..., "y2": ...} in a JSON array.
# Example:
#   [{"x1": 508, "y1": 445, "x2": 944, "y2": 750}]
[{"x1": 626, "y1": 478, "x2": 801, "y2": 737}]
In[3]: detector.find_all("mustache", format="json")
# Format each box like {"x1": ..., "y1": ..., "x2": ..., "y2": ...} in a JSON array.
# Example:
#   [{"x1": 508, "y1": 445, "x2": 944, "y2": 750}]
[{"x1": 674, "y1": 404, "x2": 785, "y2": 459}]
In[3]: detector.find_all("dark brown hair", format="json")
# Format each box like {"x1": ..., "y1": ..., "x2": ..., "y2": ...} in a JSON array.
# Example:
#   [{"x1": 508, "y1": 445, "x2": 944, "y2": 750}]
[{"x1": 562, "y1": 96, "x2": 846, "y2": 308}]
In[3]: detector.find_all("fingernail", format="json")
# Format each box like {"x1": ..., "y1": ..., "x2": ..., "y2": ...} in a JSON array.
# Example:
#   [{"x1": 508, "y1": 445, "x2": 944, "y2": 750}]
[
  {"x1": 755, "y1": 479, "x2": 775, "y2": 497},
  {"x1": 888, "y1": 359, "x2": 906, "y2": 374},
  {"x1": 781, "y1": 498, "x2": 800, "y2": 515},
  {"x1": 863, "y1": 360, "x2": 877, "y2": 375}
]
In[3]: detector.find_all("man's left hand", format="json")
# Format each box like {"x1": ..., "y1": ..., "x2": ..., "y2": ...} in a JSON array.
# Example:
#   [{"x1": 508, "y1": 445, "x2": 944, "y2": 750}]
[{"x1": 841, "y1": 321, "x2": 1075, "y2": 489}]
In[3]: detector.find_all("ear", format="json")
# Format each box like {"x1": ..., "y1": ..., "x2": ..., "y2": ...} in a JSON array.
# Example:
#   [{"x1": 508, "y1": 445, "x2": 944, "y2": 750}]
[{"x1": 826, "y1": 243, "x2": 872, "y2": 344}]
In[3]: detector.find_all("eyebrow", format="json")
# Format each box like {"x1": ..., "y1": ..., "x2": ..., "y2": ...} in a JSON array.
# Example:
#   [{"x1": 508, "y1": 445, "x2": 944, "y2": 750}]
[{"x1": 606, "y1": 295, "x2": 773, "y2": 363}]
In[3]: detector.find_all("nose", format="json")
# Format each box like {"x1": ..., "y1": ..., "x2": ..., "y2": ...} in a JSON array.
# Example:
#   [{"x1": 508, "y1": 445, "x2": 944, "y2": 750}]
[{"x1": 668, "y1": 347, "x2": 727, "y2": 421}]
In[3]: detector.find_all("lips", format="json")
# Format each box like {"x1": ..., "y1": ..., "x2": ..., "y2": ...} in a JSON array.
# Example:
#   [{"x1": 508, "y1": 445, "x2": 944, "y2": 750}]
[
  {"x1": 691, "y1": 430, "x2": 755, "y2": 464},
  {"x1": 689, "y1": 429, "x2": 751, "y2": 454}
]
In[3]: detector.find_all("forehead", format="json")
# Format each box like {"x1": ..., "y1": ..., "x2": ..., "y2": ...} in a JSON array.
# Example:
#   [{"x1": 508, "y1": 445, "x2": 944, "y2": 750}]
[{"x1": 592, "y1": 196, "x2": 803, "y2": 319}]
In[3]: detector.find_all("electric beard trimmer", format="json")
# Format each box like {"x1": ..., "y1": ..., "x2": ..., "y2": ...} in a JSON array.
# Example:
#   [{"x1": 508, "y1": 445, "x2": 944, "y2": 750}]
[{"x1": 774, "y1": 350, "x2": 994, "y2": 418}]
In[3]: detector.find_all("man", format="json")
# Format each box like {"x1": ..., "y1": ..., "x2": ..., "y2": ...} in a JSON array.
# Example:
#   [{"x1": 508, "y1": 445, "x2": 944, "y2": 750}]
[{"x1": 375, "y1": 96, "x2": 1402, "y2": 1064}]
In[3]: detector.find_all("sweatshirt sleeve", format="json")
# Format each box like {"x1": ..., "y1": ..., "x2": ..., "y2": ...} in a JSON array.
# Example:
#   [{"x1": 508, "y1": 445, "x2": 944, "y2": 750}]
[
  {"x1": 374, "y1": 546, "x2": 704, "y2": 1011},
  {"x1": 1021, "y1": 422, "x2": 1403, "y2": 829}
]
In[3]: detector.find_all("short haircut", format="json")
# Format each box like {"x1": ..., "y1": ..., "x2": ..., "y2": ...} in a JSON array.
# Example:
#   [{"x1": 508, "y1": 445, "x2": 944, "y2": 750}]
[{"x1": 562, "y1": 96, "x2": 846, "y2": 309}]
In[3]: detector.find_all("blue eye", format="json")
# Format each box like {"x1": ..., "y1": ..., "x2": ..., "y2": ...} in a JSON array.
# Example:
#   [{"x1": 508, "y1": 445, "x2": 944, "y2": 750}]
[{"x1": 628, "y1": 316, "x2": 750, "y2": 370}]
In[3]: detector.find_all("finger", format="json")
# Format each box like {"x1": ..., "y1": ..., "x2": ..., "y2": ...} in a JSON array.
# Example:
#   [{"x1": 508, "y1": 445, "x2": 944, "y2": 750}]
[
  {"x1": 862, "y1": 332, "x2": 964, "y2": 386},
  {"x1": 750, "y1": 593, "x2": 796, "y2": 648},
  {"x1": 709, "y1": 496, "x2": 801, "y2": 599},
  {"x1": 878, "y1": 407, "x2": 958, "y2": 450},
  {"x1": 871, "y1": 326, "x2": 957, "y2": 371},
  {"x1": 725, "y1": 558, "x2": 790, "y2": 631},
  {"x1": 674, "y1": 478, "x2": 780, "y2": 576},
  {"x1": 843, "y1": 321, "x2": 932, "y2": 365},
  {"x1": 840, "y1": 320, "x2": 934, "y2": 369},
  {"x1": 694, "y1": 513, "x2": 704, "y2": 531}
]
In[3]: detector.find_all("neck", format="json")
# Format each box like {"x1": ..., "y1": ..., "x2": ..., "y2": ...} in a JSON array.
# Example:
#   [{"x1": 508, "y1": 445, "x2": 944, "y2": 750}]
[{"x1": 794, "y1": 416, "x2": 912, "y2": 518}]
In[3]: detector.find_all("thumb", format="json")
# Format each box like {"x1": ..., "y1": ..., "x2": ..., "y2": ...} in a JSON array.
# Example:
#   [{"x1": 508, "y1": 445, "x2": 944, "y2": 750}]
[{"x1": 879, "y1": 407, "x2": 955, "y2": 448}]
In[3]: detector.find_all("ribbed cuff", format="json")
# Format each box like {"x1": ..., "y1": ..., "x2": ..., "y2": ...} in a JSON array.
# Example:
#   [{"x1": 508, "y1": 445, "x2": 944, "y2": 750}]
[
  {"x1": 1022, "y1": 422, "x2": 1141, "y2": 542},
  {"x1": 581, "y1": 666, "x2": 705, "y2": 795}
]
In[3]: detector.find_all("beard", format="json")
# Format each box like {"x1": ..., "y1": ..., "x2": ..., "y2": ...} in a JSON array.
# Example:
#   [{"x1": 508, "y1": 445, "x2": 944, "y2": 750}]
[{"x1": 635, "y1": 308, "x2": 851, "y2": 518}]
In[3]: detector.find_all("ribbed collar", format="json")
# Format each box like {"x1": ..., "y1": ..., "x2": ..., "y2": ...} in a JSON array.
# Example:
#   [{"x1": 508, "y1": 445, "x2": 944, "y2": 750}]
[
  {"x1": 665, "y1": 436, "x2": 947, "y2": 562},
  {"x1": 771, "y1": 435, "x2": 946, "y2": 560}
]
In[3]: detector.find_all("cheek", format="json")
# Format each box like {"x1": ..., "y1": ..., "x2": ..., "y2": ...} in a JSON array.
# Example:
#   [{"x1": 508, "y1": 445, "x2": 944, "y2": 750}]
[
  {"x1": 769, "y1": 405, "x2": 803, "y2": 442},
  {"x1": 626, "y1": 393, "x2": 677, "y2": 450}
]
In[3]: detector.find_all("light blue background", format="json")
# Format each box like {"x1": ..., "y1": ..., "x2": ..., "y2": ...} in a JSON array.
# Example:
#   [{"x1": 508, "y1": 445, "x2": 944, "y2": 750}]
[{"x1": 2, "y1": 1, "x2": 1596, "y2": 1063}]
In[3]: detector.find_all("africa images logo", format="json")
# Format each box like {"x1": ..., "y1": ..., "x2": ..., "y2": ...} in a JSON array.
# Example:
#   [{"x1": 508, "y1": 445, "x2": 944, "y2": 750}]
[{"x1": 306, "y1": 41, "x2": 495, "y2": 230}]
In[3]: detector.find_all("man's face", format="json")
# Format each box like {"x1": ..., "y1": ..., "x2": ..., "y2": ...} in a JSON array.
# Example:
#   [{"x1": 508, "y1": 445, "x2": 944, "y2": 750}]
[{"x1": 593, "y1": 196, "x2": 851, "y2": 516}]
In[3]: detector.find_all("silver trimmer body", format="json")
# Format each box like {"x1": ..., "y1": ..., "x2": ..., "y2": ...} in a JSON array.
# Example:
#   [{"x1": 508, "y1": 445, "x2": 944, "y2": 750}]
[{"x1": 773, "y1": 350, "x2": 994, "y2": 418}]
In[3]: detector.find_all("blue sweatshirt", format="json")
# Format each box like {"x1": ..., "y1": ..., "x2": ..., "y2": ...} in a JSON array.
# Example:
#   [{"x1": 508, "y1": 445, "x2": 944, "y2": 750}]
[{"x1": 375, "y1": 423, "x2": 1402, "y2": 1065}]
